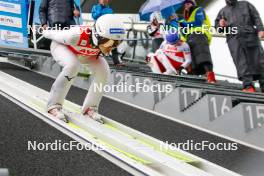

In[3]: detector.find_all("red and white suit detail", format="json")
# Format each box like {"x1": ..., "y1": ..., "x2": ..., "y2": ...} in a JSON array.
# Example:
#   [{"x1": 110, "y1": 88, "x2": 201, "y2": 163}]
[{"x1": 147, "y1": 41, "x2": 192, "y2": 75}]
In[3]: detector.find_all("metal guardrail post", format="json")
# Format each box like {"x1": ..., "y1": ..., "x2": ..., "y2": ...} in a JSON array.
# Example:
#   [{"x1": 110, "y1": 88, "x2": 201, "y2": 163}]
[
  {"x1": 30, "y1": 25, "x2": 45, "y2": 50},
  {"x1": 31, "y1": 25, "x2": 38, "y2": 50},
  {"x1": 128, "y1": 18, "x2": 137, "y2": 60},
  {"x1": 132, "y1": 42, "x2": 137, "y2": 60}
]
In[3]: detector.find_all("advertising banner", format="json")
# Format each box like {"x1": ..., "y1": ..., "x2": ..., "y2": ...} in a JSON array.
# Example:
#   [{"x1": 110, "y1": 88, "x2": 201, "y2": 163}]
[{"x1": 0, "y1": 0, "x2": 28, "y2": 48}]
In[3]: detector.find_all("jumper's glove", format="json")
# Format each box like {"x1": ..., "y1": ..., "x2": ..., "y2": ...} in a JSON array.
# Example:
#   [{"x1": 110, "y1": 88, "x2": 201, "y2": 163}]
[
  {"x1": 178, "y1": 66, "x2": 188, "y2": 75},
  {"x1": 146, "y1": 56, "x2": 151, "y2": 63}
]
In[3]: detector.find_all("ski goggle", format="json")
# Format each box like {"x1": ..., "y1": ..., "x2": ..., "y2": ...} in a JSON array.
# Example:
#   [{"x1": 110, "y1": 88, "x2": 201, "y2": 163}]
[{"x1": 98, "y1": 38, "x2": 122, "y2": 48}]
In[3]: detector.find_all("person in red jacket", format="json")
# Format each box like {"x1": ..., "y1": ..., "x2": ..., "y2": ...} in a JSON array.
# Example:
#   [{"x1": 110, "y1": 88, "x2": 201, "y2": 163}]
[{"x1": 146, "y1": 31, "x2": 192, "y2": 75}]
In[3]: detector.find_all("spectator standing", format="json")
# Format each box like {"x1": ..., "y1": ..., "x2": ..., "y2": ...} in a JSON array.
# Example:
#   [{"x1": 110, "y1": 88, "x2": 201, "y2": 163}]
[
  {"x1": 91, "y1": 0, "x2": 113, "y2": 20},
  {"x1": 215, "y1": 0, "x2": 264, "y2": 93},
  {"x1": 179, "y1": 0, "x2": 216, "y2": 83},
  {"x1": 39, "y1": 0, "x2": 80, "y2": 29},
  {"x1": 147, "y1": 12, "x2": 164, "y2": 52}
]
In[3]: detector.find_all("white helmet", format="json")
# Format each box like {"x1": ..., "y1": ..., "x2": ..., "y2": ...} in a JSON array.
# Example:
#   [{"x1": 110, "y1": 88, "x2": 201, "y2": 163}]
[{"x1": 93, "y1": 14, "x2": 126, "y2": 46}]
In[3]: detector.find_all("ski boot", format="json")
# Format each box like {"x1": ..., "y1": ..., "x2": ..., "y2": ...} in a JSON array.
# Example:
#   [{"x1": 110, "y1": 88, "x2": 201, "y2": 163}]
[
  {"x1": 48, "y1": 107, "x2": 69, "y2": 123},
  {"x1": 83, "y1": 107, "x2": 104, "y2": 124}
]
